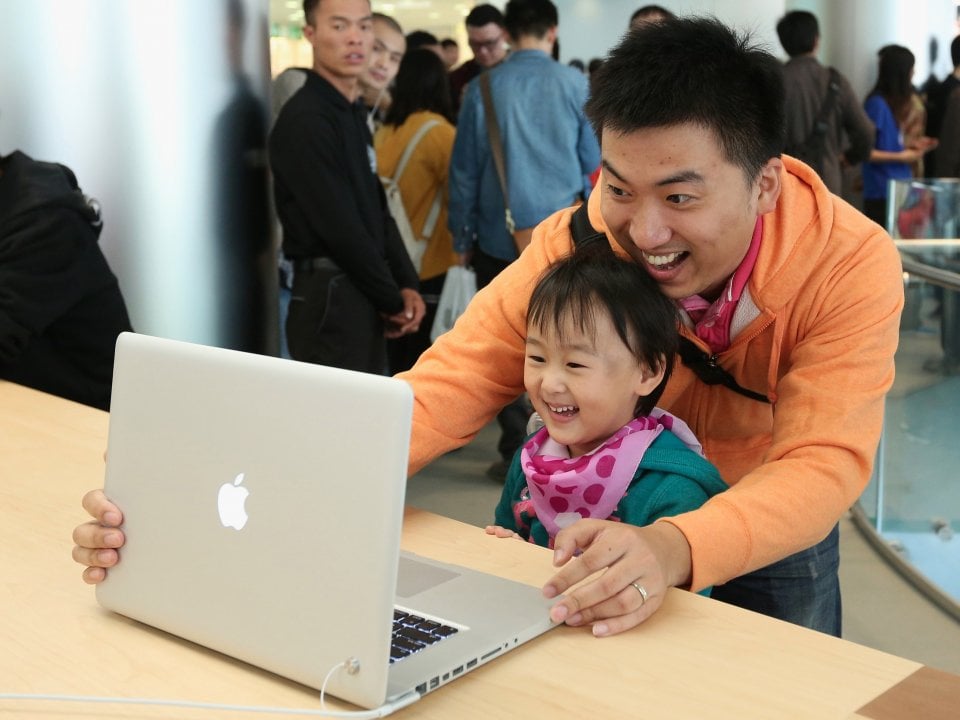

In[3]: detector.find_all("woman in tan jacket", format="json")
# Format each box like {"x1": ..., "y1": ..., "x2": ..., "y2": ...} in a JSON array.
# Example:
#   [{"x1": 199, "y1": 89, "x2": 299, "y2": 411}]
[{"x1": 375, "y1": 49, "x2": 458, "y2": 373}]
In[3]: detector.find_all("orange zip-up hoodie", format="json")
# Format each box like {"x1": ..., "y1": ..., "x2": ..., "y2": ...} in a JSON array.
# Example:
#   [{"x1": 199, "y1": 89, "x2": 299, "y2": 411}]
[{"x1": 398, "y1": 157, "x2": 903, "y2": 591}]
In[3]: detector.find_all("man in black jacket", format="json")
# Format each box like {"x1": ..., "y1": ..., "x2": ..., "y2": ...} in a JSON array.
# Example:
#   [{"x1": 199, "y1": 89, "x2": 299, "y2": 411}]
[
  {"x1": 269, "y1": 0, "x2": 424, "y2": 374},
  {"x1": 0, "y1": 151, "x2": 132, "y2": 410}
]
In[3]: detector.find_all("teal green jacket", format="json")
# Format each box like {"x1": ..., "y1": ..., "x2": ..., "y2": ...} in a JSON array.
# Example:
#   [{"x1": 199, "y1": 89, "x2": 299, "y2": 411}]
[{"x1": 494, "y1": 430, "x2": 727, "y2": 594}]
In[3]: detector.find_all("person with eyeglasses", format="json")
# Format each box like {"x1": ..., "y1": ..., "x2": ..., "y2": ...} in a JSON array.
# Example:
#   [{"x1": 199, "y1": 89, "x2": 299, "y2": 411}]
[{"x1": 449, "y1": 4, "x2": 508, "y2": 117}]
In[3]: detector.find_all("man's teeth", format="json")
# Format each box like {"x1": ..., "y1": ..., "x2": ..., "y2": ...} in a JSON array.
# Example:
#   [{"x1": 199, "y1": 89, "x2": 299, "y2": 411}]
[{"x1": 644, "y1": 251, "x2": 683, "y2": 267}]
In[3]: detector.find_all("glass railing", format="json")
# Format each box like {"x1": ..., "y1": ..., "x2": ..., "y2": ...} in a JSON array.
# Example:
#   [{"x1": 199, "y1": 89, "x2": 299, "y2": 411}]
[{"x1": 854, "y1": 238, "x2": 960, "y2": 622}]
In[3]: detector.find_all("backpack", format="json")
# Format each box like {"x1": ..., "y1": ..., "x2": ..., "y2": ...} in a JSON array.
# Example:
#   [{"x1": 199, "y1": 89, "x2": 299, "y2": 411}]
[
  {"x1": 379, "y1": 119, "x2": 442, "y2": 273},
  {"x1": 784, "y1": 67, "x2": 841, "y2": 177}
]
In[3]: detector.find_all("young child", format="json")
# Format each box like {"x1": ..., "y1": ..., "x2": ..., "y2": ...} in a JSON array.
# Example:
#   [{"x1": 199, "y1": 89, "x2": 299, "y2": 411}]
[{"x1": 486, "y1": 244, "x2": 727, "y2": 551}]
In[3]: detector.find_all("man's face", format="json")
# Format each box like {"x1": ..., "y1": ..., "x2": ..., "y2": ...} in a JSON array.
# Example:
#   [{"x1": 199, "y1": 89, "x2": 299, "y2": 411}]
[
  {"x1": 599, "y1": 123, "x2": 781, "y2": 302},
  {"x1": 303, "y1": 0, "x2": 373, "y2": 83},
  {"x1": 360, "y1": 17, "x2": 405, "y2": 93},
  {"x1": 467, "y1": 22, "x2": 506, "y2": 68},
  {"x1": 442, "y1": 43, "x2": 460, "y2": 69}
]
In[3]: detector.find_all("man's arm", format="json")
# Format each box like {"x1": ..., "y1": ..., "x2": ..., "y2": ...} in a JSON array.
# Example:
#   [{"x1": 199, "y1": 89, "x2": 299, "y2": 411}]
[
  {"x1": 936, "y1": 88, "x2": 960, "y2": 177},
  {"x1": 398, "y1": 205, "x2": 578, "y2": 474},
  {"x1": 573, "y1": 78, "x2": 601, "y2": 198},
  {"x1": 447, "y1": 82, "x2": 484, "y2": 255},
  {"x1": 838, "y1": 74, "x2": 875, "y2": 165},
  {"x1": 667, "y1": 220, "x2": 903, "y2": 592}
]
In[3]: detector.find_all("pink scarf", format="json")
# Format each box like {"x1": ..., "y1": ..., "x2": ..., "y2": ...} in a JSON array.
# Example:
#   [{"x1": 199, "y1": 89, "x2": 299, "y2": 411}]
[
  {"x1": 520, "y1": 409, "x2": 703, "y2": 539},
  {"x1": 679, "y1": 217, "x2": 763, "y2": 354}
]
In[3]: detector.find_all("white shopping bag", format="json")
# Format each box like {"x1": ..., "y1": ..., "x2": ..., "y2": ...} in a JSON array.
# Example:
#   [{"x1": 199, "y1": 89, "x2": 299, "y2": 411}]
[{"x1": 430, "y1": 266, "x2": 477, "y2": 342}]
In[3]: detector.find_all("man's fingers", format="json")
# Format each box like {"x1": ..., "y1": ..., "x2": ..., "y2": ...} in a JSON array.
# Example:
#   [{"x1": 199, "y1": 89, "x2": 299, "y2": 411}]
[
  {"x1": 82, "y1": 566, "x2": 107, "y2": 585},
  {"x1": 72, "y1": 520, "x2": 123, "y2": 548},
  {"x1": 544, "y1": 523, "x2": 626, "y2": 597},
  {"x1": 80, "y1": 489, "x2": 122, "y2": 526},
  {"x1": 72, "y1": 544, "x2": 119, "y2": 569}
]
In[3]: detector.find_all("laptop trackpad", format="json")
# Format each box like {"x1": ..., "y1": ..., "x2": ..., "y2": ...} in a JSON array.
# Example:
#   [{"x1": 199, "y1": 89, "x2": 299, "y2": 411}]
[{"x1": 396, "y1": 555, "x2": 460, "y2": 598}]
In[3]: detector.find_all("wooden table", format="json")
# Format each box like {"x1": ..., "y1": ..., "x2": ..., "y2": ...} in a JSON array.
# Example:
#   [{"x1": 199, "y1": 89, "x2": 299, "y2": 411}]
[{"x1": 2, "y1": 381, "x2": 957, "y2": 718}]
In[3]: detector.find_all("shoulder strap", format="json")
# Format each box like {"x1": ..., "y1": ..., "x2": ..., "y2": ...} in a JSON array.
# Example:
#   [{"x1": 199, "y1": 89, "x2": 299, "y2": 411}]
[
  {"x1": 391, "y1": 118, "x2": 441, "y2": 183},
  {"x1": 818, "y1": 68, "x2": 841, "y2": 122},
  {"x1": 568, "y1": 205, "x2": 770, "y2": 404},
  {"x1": 479, "y1": 73, "x2": 516, "y2": 234}
]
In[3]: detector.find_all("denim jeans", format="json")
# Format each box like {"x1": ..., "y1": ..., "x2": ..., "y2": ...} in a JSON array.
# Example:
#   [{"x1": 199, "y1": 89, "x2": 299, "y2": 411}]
[{"x1": 710, "y1": 523, "x2": 841, "y2": 636}]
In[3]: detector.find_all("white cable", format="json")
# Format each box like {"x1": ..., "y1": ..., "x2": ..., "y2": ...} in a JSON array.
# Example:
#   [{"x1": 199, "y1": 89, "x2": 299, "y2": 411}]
[{"x1": 0, "y1": 661, "x2": 422, "y2": 718}]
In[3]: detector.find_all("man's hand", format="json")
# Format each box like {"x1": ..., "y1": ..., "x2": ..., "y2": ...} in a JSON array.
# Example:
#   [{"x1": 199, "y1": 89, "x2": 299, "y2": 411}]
[
  {"x1": 542, "y1": 520, "x2": 692, "y2": 637},
  {"x1": 384, "y1": 288, "x2": 426, "y2": 338},
  {"x1": 71, "y1": 489, "x2": 125, "y2": 584}
]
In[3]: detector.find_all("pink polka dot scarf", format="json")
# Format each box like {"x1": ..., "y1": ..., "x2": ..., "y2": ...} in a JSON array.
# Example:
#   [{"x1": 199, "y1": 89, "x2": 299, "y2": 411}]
[{"x1": 520, "y1": 409, "x2": 704, "y2": 539}]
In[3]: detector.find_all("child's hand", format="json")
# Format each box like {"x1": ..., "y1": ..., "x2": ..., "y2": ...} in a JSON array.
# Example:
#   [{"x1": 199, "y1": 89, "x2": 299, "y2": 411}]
[{"x1": 485, "y1": 525, "x2": 521, "y2": 539}]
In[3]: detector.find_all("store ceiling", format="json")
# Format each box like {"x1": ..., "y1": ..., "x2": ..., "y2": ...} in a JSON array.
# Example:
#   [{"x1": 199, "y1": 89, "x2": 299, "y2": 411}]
[{"x1": 268, "y1": 0, "x2": 475, "y2": 39}]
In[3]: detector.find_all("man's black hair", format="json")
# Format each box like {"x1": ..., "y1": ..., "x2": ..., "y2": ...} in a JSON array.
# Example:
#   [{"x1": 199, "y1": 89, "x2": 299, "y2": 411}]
[
  {"x1": 303, "y1": 0, "x2": 372, "y2": 26},
  {"x1": 586, "y1": 16, "x2": 785, "y2": 181},
  {"x1": 952, "y1": 35, "x2": 960, "y2": 68},
  {"x1": 504, "y1": 0, "x2": 558, "y2": 41},
  {"x1": 466, "y1": 3, "x2": 504, "y2": 29},
  {"x1": 527, "y1": 243, "x2": 678, "y2": 417},
  {"x1": 441, "y1": 37, "x2": 458, "y2": 49},
  {"x1": 372, "y1": 12, "x2": 402, "y2": 36},
  {"x1": 406, "y1": 30, "x2": 439, "y2": 50},
  {"x1": 776, "y1": 10, "x2": 819, "y2": 57},
  {"x1": 629, "y1": 5, "x2": 675, "y2": 26}
]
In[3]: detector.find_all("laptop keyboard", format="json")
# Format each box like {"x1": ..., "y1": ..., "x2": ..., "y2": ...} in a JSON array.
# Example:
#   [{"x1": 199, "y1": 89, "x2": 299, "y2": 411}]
[{"x1": 390, "y1": 609, "x2": 458, "y2": 664}]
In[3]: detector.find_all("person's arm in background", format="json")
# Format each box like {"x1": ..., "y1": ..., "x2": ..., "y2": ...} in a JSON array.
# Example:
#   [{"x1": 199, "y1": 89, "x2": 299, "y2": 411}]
[
  {"x1": 571, "y1": 75, "x2": 601, "y2": 198},
  {"x1": 377, "y1": 179, "x2": 425, "y2": 338},
  {"x1": 447, "y1": 82, "x2": 483, "y2": 266},
  {"x1": 864, "y1": 95, "x2": 935, "y2": 164},
  {"x1": 935, "y1": 87, "x2": 960, "y2": 177},
  {"x1": 837, "y1": 75, "x2": 875, "y2": 165}
]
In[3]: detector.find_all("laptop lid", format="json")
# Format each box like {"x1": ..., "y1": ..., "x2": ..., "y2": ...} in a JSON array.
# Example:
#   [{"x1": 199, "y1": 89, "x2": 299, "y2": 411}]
[
  {"x1": 97, "y1": 333, "x2": 557, "y2": 711},
  {"x1": 97, "y1": 332, "x2": 408, "y2": 708}
]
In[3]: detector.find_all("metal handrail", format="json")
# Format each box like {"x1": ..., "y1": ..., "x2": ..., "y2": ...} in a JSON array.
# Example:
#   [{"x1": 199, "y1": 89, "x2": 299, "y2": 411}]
[
  {"x1": 855, "y1": 243, "x2": 960, "y2": 621},
  {"x1": 897, "y1": 247, "x2": 960, "y2": 291}
]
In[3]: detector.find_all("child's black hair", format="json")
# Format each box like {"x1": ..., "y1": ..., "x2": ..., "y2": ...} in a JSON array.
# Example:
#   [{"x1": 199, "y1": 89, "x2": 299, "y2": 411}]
[{"x1": 526, "y1": 243, "x2": 678, "y2": 416}]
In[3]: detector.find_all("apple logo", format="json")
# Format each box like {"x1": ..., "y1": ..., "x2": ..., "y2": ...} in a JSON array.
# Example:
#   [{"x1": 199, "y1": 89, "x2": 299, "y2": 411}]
[{"x1": 217, "y1": 473, "x2": 250, "y2": 530}]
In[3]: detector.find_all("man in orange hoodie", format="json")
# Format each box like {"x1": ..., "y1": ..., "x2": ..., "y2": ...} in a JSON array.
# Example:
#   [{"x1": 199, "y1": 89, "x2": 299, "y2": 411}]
[
  {"x1": 73, "y1": 18, "x2": 902, "y2": 639},
  {"x1": 397, "y1": 17, "x2": 902, "y2": 637}
]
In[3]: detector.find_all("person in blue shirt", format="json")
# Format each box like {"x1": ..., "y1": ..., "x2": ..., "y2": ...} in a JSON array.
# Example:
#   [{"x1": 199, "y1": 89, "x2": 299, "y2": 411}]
[
  {"x1": 862, "y1": 45, "x2": 937, "y2": 227},
  {"x1": 447, "y1": 0, "x2": 600, "y2": 479}
]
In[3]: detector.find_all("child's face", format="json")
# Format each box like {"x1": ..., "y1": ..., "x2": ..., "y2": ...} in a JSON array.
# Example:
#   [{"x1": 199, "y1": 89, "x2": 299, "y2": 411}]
[{"x1": 523, "y1": 310, "x2": 664, "y2": 458}]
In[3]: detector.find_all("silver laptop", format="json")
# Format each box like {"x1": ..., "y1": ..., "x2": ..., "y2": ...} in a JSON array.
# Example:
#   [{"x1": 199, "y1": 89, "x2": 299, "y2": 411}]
[{"x1": 97, "y1": 332, "x2": 556, "y2": 710}]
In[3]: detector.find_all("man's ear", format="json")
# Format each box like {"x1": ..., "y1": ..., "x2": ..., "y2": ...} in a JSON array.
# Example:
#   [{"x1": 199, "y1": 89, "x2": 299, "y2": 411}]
[{"x1": 756, "y1": 157, "x2": 783, "y2": 216}]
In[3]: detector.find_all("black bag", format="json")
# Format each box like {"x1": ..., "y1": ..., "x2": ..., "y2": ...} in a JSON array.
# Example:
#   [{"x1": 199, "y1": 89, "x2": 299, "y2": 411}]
[{"x1": 784, "y1": 68, "x2": 841, "y2": 177}]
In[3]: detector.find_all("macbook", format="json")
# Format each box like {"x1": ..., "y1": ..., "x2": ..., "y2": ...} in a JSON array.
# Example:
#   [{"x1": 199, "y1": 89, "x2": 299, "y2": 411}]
[{"x1": 96, "y1": 333, "x2": 557, "y2": 710}]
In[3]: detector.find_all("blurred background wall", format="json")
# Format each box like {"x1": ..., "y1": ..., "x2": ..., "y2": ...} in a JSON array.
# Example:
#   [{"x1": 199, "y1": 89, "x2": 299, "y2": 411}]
[{"x1": 1, "y1": 0, "x2": 956, "y2": 352}]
